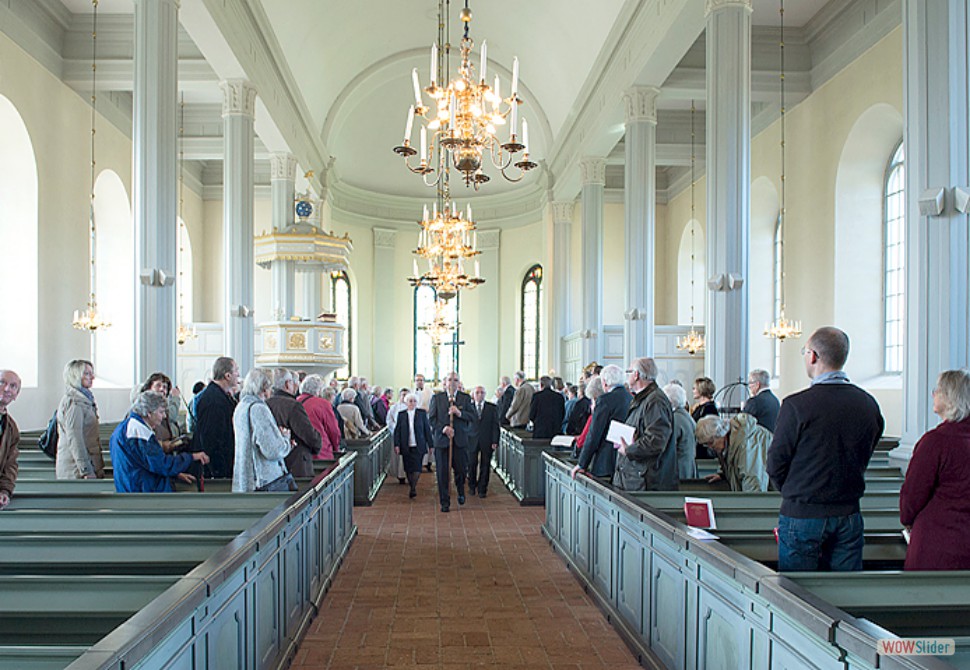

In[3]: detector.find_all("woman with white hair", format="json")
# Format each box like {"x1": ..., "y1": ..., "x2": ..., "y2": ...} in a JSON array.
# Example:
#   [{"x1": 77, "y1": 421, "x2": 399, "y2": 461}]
[
  {"x1": 386, "y1": 388, "x2": 410, "y2": 484},
  {"x1": 296, "y1": 374, "x2": 341, "y2": 460},
  {"x1": 336, "y1": 388, "x2": 371, "y2": 439},
  {"x1": 900, "y1": 369, "x2": 970, "y2": 570},
  {"x1": 55, "y1": 359, "x2": 105, "y2": 480},
  {"x1": 694, "y1": 413, "x2": 771, "y2": 492},
  {"x1": 664, "y1": 383, "x2": 697, "y2": 480},
  {"x1": 392, "y1": 393, "x2": 433, "y2": 498},
  {"x1": 233, "y1": 369, "x2": 294, "y2": 493},
  {"x1": 109, "y1": 391, "x2": 210, "y2": 493}
]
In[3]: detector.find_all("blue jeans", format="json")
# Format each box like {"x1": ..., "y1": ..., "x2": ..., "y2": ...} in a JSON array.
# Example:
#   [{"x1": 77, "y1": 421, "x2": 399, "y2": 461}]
[{"x1": 778, "y1": 513, "x2": 864, "y2": 572}]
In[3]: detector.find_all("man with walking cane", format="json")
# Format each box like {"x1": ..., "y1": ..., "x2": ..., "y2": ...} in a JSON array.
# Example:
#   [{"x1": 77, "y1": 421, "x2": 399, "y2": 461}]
[{"x1": 428, "y1": 371, "x2": 473, "y2": 513}]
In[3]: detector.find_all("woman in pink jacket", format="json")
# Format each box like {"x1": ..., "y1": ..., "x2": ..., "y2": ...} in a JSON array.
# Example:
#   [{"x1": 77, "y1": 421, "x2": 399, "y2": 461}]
[{"x1": 296, "y1": 374, "x2": 342, "y2": 460}]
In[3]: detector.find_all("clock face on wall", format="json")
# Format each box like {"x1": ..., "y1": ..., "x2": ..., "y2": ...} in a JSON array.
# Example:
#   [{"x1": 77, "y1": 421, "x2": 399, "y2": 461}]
[{"x1": 295, "y1": 199, "x2": 313, "y2": 219}]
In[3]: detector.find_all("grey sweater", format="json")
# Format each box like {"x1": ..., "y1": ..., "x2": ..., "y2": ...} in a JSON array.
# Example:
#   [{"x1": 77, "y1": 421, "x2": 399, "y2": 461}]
[{"x1": 232, "y1": 395, "x2": 292, "y2": 493}]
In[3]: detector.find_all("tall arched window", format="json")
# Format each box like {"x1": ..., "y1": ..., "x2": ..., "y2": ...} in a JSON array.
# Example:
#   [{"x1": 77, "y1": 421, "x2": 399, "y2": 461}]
[
  {"x1": 521, "y1": 265, "x2": 542, "y2": 380},
  {"x1": 330, "y1": 270, "x2": 352, "y2": 379},
  {"x1": 0, "y1": 95, "x2": 38, "y2": 386},
  {"x1": 413, "y1": 285, "x2": 460, "y2": 381},
  {"x1": 884, "y1": 142, "x2": 905, "y2": 373},
  {"x1": 772, "y1": 214, "x2": 783, "y2": 377}
]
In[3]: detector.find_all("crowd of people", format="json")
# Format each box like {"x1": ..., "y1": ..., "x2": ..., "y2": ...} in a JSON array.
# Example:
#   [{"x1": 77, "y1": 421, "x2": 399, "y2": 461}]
[{"x1": 0, "y1": 323, "x2": 968, "y2": 572}]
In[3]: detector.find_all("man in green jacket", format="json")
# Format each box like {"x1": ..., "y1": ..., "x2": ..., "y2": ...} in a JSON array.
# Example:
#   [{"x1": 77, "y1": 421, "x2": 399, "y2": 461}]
[{"x1": 695, "y1": 413, "x2": 771, "y2": 492}]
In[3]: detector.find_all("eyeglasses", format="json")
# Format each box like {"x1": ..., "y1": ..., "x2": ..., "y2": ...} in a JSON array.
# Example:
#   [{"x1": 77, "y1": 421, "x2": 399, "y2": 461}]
[
  {"x1": 625, "y1": 369, "x2": 635, "y2": 374},
  {"x1": 800, "y1": 346, "x2": 815, "y2": 357}
]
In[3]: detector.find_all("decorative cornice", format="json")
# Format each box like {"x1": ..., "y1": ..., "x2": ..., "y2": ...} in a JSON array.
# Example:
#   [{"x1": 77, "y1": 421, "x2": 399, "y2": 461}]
[
  {"x1": 622, "y1": 86, "x2": 660, "y2": 125},
  {"x1": 373, "y1": 227, "x2": 397, "y2": 249},
  {"x1": 220, "y1": 79, "x2": 258, "y2": 118},
  {"x1": 270, "y1": 152, "x2": 298, "y2": 181},
  {"x1": 476, "y1": 229, "x2": 501, "y2": 251},
  {"x1": 705, "y1": 0, "x2": 753, "y2": 17},
  {"x1": 579, "y1": 157, "x2": 607, "y2": 187},
  {"x1": 551, "y1": 201, "x2": 575, "y2": 225}
]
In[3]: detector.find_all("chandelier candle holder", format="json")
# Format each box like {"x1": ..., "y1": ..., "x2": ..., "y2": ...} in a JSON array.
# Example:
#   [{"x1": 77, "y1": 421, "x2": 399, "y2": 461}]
[
  {"x1": 407, "y1": 199, "x2": 484, "y2": 301},
  {"x1": 764, "y1": 0, "x2": 802, "y2": 342},
  {"x1": 392, "y1": 0, "x2": 536, "y2": 189},
  {"x1": 677, "y1": 100, "x2": 704, "y2": 355},
  {"x1": 176, "y1": 92, "x2": 197, "y2": 346},
  {"x1": 73, "y1": 0, "x2": 110, "y2": 333}
]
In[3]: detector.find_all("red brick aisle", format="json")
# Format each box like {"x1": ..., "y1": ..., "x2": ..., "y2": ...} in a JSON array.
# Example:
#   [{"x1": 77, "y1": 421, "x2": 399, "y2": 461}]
[{"x1": 291, "y1": 470, "x2": 643, "y2": 670}]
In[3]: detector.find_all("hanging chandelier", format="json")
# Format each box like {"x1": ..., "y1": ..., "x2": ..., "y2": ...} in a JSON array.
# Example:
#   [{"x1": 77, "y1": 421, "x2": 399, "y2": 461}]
[
  {"x1": 420, "y1": 299, "x2": 460, "y2": 346},
  {"x1": 677, "y1": 100, "x2": 705, "y2": 356},
  {"x1": 176, "y1": 92, "x2": 198, "y2": 346},
  {"x1": 393, "y1": 0, "x2": 536, "y2": 190},
  {"x1": 764, "y1": 0, "x2": 802, "y2": 342},
  {"x1": 408, "y1": 199, "x2": 484, "y2": 301},
  {"x1": 73, "y1": 0, "x2": 110, "y2": 333}
]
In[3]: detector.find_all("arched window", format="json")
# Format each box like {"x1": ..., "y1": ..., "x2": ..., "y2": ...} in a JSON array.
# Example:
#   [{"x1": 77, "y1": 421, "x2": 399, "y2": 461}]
[
  {"x1": 521, "y1": 265, "x2": 543, "y2": 380},
  {"x1": 330, "y1": 270, "x2": 352, "y2": 379},
  {"x1": 413, "y1": 285, "x2": 460, "y2": 382},
  {"x1": 93, "y1": 169, "x2": 134, "y2": 388},
  {"x1": 0, "y1": 96, "x2": 38, "y2": 386},
  {"x1": 883, "y1": 142, "x2": 905, "y2": 373},
  {"x1": 773, "y1": 214, "x2": 783, "y2": 377}
]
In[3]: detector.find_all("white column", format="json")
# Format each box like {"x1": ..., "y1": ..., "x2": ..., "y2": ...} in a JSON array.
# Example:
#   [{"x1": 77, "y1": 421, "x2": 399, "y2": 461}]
[
  {"x1": 704, "y1": 0, "x2": 752, "y2": 388},
  {"x1": 552, "y1": 201, "x2": 574, "y2": 372},
  {"x1": 133, "y1": 0, "x2": 179, "y2": 381},
  {"x1": 372, "y1": 228, "x2": 397, "y2": 377},
  {"x1": 622, "y1": 86, "x2": 660, "y2": 361},
  {"x1": 898, "y1": 0, "x2": 970, "y2": 461},
  {"x1": 579, "y1": 157, "x2": 606, "y2": 365},
  {"x1": 270, "y1": 152, "x2": 297, "y2": 319},
  {"x1": 477, "y1": 230, "x2": 501, "y2": 381},
  {"x1": 221, "y1": 80, "x2": 257, "y2": 372}
]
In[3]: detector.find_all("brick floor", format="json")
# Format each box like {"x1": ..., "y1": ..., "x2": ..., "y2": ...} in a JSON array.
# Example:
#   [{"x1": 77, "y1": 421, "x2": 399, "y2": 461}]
[{"x1": 291, "y1": 470, "x2": 643, "y2": 670}]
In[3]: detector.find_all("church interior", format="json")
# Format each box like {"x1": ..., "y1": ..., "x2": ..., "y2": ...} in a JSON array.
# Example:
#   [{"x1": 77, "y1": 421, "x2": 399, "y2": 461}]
[{"x1": 1, "y1": 0, "x2": 969, "y2": 667}]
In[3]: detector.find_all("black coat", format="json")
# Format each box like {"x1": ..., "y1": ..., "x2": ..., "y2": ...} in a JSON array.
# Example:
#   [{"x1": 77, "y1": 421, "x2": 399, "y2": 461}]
[
  {"x1": 566, "y1": 396, "x2": 591, "y2": 435},
  {"x1": 467, "y1": 401, "x2": 501, "y2": 449},
  {"x1": 499, "y1": 385, "x2": 515, "y2": 425},
  {"x1": 529, "y1": 388, "x2": 566, "y2": 439},
  {"x1": 743, "y1": 390, "x2": 781, "y2": 432},
  {"x1": 427, "y1": 391, "x2": 473, "y2": 449},
  {"x1": 192, "y1": 382, "x2": 237, "y2": 479},
  {"x1": 576, "y1": 386, "x2": 633, "y2": 477}
]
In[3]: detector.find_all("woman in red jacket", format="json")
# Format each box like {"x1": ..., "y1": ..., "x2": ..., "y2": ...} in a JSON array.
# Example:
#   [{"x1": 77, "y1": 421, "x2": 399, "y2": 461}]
[
  {"x1": 900, "y1": 369, "x2": 970, "y2": 570},
  {"x1": 296, "y1": 374, "x2": 342, "y2": 460}
]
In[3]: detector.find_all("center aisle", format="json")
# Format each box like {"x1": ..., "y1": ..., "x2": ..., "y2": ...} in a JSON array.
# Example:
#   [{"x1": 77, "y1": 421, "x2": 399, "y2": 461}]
[{"x1": 292, "y1": 470, "x2": 644, "y2": 670}]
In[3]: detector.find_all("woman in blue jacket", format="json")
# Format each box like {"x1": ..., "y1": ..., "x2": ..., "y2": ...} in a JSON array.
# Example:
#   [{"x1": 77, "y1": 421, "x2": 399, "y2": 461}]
[{"x1": 110, "y1": 391, "x2": 210, "y2": 493}]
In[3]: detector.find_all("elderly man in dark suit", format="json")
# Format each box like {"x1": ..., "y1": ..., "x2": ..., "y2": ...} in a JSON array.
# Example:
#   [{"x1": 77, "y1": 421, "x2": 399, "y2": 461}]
[
  {"x1": 498, "y1": 375, "x2": 515, "y2": 426},
  {"x1": 428, "y1": 371, "x2": 474, "y2": 512},
  {"x1": 466, "y1": 385, "x2": 500, "y2": 498},
  {"x1": 529, "y1": 375, "x2": 566, "y2": 439},
  {"x1": 744, "y1": 368, "x2": 781, "y2": 432},
  {"x1": 571, "y1": 365, "x2": 632, "y2": 479}
]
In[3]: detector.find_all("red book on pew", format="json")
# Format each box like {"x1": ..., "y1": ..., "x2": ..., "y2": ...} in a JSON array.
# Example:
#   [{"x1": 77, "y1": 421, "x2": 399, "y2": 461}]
[{"x1": 684, "y1": 497, "x2": 717, "y2": 530}]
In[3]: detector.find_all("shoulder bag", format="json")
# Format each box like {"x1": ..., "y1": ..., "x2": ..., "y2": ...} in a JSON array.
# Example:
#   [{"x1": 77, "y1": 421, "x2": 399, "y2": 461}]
[{"x1": 248, "y1": 403, "x2": 297, "y2": 492}]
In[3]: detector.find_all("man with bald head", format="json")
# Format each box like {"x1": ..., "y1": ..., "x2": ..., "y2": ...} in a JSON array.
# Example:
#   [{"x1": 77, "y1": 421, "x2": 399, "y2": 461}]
[
  {"x1": 428, "y1": 371, "x2": 473, "y2": 512},
  {"x1": 767, "y1": 327, "x2": 884, "y2": 571},
  {"x1": 466, "y1": 385, "x2": 500, "y2": 498},
  {"x1": 0, "y1": 370, "x2": 23, "y2": 509}
]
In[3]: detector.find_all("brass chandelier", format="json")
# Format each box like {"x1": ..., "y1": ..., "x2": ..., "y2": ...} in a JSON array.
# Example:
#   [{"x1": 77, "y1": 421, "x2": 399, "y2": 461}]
[
  {"x1": 73, "y1": 0, "x2": 110, "y2": 333},
  {"x1": 408, "y1": 198, "x2": 484, "y2": 301},
  {"x1": 764, "y1": 0, "x2": 802, "y2": 342},
  {"x1": 393, "y1": 0, "x2": 536, "y2": 190},
  {"x1": 677, "y1": 100, "x2": 705, "y2": 356}
]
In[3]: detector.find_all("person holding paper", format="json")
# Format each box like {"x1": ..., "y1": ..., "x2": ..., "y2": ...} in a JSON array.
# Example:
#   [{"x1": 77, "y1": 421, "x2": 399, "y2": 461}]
[
  {"x1": 571, "y1": 365, "x2": 631, "y2": 480},
  {"x1": 613, "y1": 358, "x2": 678, "y2": 492}
]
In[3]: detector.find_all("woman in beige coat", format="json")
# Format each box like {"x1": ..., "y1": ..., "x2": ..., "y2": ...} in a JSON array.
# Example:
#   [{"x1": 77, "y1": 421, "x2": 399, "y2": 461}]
[{"x1": 56, "y1": 359, "x2": 105, "y2": 479}]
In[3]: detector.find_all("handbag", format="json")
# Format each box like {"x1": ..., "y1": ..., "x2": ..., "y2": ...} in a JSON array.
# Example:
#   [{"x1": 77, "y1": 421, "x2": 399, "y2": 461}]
[{"x1": 248, "y1": 403, "x2": 298, "y2": 493}]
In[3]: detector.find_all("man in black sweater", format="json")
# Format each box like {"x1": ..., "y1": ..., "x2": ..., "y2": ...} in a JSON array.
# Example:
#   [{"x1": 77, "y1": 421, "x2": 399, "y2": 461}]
[
  {"x1": 766, "y1": 327, "x2": 884, "y2": 571},
  {"x1": 529, "y1": 375, "x2": 565, "y2": 439}
]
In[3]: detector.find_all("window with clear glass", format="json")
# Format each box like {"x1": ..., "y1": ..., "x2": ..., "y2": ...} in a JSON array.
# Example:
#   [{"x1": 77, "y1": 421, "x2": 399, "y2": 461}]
[
  {"x1": 521, "y1": 265, "x2": 543, "y2": 380},
  {"x1": 413, "y1": 285, "x2": 460, "y2": 382},
  {"x1": 330, "y1": 271, "x2": 352, "y2": 379},
  {"x1": 884, "y1": 142, "x2": 905, "y2": 373}
]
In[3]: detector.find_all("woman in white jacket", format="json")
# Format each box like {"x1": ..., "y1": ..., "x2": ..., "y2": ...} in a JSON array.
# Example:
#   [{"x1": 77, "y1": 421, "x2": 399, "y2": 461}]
[{"x1": 232, "y1": 368, "x2": 292, "y2": 492}]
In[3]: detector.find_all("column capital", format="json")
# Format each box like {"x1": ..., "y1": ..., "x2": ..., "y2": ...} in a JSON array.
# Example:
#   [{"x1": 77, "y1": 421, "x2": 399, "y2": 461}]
[
  {"x1": 270, "y1": 153, "x2": 298, "y2": 181},
  {"x1": 552, "y1": 201, "x2": 575, "y2": 225},
  {"x1": 373, "y1": 227, "x2": 397, "y2": 249},
  {"x1": 579, "y1": 157, "x2": 606, "y2": 186},
  {"x1": 220, "y1": 80, "x2": 258, "y2": 118},
  {"x1": 705, "y1": 0, "x2": 752, "y2": 17},
  {"x1": 477, "y1": 229, "x2": 501, "y2": 251},
  {"x1": 622, "y1": 86, "x2": 660, "y2": 125}
]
